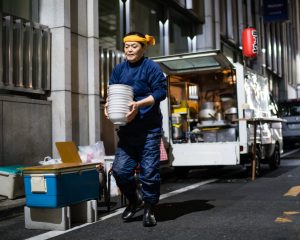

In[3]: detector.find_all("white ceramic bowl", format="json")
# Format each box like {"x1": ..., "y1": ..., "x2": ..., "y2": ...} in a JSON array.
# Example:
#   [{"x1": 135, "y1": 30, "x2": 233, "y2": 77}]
[
  {"x1": 108, "y1": 98, "x2": 131, "y2": 104},
  {"x1": 108, "y1": 94, "x2": 133, "y2": 100},
  {"x1": 107, "y1": 109, "x2": 129, "y2": 114},
  {"x1": 109, "y1": 84, "x2": 133, "y2": 91},
  {"x1": 107, "y1": 99, "x2": 131, "y2": 112},
  {"x1": 108, "y1": 112, "x2": 128, "y2": 125},
  {"x1": 107, "y1": 84, "x2": 133, "y2": 126},
  {"x1": 108, "y1": 90, "x2": 132, "y2": 94},
  {"x1": 108, "y1": 86, "x2": 133, "y2": 92},
  {"x1": 108, "y1": 85, "x2": 133, "y2": 96},
  {"x1": 108, "y1": 103, "x2": 130, "y2": 109},
  {"x1": 108, "y1": 95, "x2": 132, "y2": 100},
  {"x1": 107, "y1": 103, "x2": 130, "y2": 108}
]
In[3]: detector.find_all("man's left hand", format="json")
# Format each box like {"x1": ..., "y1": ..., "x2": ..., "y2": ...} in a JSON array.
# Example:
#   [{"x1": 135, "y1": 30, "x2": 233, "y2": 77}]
[{"x1": 126, "y1": 101, "x2": 139, "y2": 122}]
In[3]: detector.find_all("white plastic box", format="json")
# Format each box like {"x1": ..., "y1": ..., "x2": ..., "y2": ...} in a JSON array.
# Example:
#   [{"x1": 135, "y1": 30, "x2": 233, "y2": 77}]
[
  {"x1": 0, "y1": 165, "x2": 25, "y2": 199},
  {"x1": 24, "y1": 199, "x2": 98, "y2": 231}
]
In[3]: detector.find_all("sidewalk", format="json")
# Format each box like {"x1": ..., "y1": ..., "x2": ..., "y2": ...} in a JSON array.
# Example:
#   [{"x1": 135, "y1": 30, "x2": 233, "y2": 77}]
[{"x1": 0, "y1": 195, "x2": 25, "y2": 221}]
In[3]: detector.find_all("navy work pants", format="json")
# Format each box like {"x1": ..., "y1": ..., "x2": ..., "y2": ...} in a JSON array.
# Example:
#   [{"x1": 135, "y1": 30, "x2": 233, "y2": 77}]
[{"x1": 112, "y1": 131, "x2": 161, "y2": 205}]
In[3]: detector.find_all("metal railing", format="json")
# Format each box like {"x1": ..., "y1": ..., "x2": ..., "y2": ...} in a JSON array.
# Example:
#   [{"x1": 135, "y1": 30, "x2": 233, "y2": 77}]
[{"x1": 0, "y1": 13, "x2": 51, "y2": 95}]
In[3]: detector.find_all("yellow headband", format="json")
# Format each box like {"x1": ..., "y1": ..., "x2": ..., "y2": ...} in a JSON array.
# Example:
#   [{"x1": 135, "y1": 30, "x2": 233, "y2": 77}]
[{"x1": 123, "y1": 34, "x2": 155, "y2": 46}]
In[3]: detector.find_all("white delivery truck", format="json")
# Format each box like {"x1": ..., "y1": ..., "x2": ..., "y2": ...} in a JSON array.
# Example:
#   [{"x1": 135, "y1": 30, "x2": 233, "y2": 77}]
[{"x1": 152, "y1": 50, "x2": 283, "y2": 177}]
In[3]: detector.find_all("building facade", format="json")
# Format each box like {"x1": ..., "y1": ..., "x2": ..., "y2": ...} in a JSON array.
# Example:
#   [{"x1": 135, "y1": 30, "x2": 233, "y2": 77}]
[{"x1": 0, "y1": 0, "x2": 299, "y2": 164}]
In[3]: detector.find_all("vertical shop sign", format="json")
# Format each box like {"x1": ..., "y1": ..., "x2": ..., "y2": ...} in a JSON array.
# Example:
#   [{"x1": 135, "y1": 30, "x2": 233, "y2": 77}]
[{"x1": 263, "y1": 0, "x2": 289, "y2": 22}]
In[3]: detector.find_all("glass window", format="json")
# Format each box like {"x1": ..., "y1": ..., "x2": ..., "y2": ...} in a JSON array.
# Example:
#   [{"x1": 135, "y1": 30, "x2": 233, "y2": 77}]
[
  {"x1": 227, "y1": 0, "x2": 234, "y2": 40},
  {"x1": 220, "y1": 0, "x2": 227, "y2": 37},
  {"x1": 220, "y1": 0, "x2": 238, "y2": 43},
  {"x1": 231, "y1": 0, "x2": 238, "y2": 42},
  {"x1": 130, "y1": 0, "x2": 162, "y2": 57},
  {"x1": 169, "y1": 9, "x2": 191, "y2": 54},
  {"x1": 278, "y1": 101, "x2": 300, "y2": 117},
  {"x1": 0, "y1": 0, "x2": 38, "y2": 22},
  {"x1": 99, "y1": 0, "x2": 120, "y2": 50}
]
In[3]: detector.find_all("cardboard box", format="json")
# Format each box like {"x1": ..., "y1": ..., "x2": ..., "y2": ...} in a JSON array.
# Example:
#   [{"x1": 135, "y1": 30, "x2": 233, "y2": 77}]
[
  {"x1": 22, "y1": 163, "x2": 99, "y2": 208},
  {"x1": 0, "y1": 165, "x2": 24, "y2": 199}
]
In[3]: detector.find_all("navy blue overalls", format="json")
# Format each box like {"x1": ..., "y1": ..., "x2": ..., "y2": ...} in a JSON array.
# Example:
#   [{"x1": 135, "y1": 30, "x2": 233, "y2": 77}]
[{"x1": 113, "y1": 131, "x2": 161, "y2": 204}]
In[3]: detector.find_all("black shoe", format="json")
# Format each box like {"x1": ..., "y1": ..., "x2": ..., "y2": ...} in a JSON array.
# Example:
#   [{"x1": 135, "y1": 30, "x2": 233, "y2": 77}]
[
  {"x1": 121, "y1": 194, "x2": 143, "y2": 221},
  {"x1": 143, "y1": 203, "x2": 157, "y2": 227}
]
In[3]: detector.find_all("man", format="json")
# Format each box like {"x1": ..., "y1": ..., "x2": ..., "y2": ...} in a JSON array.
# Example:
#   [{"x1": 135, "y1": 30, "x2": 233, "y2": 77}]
[{"x1": 104, "y1": 32, "x2": 167, "y2": 227}]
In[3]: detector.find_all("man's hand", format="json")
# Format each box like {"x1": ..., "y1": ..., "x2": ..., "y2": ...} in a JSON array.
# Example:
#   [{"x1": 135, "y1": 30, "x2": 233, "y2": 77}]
[
  {"x1": 125, "y1": 96, "x2": 155, "y2": 122},
  {"x1": 126, "y1": 101, "x2": 139, "y2": 122}
]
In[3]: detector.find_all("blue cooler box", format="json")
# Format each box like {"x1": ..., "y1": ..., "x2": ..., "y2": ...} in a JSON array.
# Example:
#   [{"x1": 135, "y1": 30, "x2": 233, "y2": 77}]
[{"x1": 22, "y1": 163, "x2": 99, "y2": 208}]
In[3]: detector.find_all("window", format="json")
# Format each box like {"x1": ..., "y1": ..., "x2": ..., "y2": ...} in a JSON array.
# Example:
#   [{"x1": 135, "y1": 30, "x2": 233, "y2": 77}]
[
  {"x1": 130, "y1": 0, "x2": 162, "y2": 57},
  {"x1": 278, "y1": 100, "x2": 300, "y2": 117},
  {"x1": 99, "y1": 0, "x2": 121, "y2": 50},
  {"x1": 0, "y1": 0, "x2": 38, "y2": 22},
  {"x1": 168, "y1": 9, "x2": 192, "y2": 54},
  {"x1": 220, "y1": 0, "x2": 239, "y2": 44}
]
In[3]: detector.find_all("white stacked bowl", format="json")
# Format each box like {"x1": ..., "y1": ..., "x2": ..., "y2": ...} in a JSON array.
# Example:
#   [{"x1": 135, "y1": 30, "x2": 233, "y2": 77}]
[{"x1": 107, "y1": 84, "x2": 133, "y2": 125}]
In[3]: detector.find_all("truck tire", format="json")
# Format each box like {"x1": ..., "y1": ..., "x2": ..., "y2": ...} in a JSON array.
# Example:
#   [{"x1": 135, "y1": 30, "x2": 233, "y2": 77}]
[{"x1": 269, "y1": 143, "x2": 280, "y2": 169}]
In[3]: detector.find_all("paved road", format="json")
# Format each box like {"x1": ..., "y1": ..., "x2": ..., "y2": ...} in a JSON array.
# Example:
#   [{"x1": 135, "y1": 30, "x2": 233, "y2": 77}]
[{"x1": 2, "y1": 148, "x2": 300, "y2": 240}]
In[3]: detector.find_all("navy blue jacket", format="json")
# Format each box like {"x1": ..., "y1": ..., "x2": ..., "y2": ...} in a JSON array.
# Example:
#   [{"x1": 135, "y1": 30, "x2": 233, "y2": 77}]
[{"x1": 109, "y1": 57, "x2": 167, "y2": 133}]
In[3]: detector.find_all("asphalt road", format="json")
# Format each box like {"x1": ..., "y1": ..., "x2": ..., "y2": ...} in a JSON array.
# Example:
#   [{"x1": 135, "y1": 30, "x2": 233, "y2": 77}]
[{"x1": 2, "y1": 148, "x2": 300, "y2": 240}]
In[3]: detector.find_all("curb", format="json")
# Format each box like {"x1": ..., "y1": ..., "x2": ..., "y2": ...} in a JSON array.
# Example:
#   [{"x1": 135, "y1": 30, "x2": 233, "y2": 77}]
[{"x1": 0, "y1": 197, "x2": 25, "y2": 221}]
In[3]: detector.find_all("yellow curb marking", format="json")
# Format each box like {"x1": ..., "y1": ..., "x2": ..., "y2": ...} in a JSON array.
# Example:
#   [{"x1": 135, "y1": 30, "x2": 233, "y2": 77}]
[
  {"x1": 275, "y1": 217, "x2": 292, "y2": 223},
  {"x1": 275, "y1": 211, "x2": 300, "y2": 223},
  {"x1": 283, "y1": 211, "x2": 300, "y2": 215},
  {"x1": 284, "y1": 186, "x2": 300, "y2": 197},
  {"x1": 275, "y1": 186, "x2": 300, "y2": 223}
]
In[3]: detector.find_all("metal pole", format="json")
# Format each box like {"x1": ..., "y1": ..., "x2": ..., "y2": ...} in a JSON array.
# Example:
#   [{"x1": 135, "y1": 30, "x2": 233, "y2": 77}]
[{"x1": 252, "y1": 121, "x2": 257, "y2": 181}]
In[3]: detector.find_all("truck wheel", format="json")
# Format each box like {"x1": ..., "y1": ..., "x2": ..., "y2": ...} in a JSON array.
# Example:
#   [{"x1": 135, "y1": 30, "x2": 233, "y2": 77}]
[{"x1": 269, "y1": 143, "x2": 280, "y2": 169}]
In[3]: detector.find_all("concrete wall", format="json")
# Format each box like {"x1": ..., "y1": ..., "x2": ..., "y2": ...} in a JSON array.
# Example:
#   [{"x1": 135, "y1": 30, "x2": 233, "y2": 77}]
[
  {"x1": 0, "y1": 96, "x2": 52, "y2": 166},
  {"x1": 39, "y1": 0, "x2": 100, "y2": 158}
]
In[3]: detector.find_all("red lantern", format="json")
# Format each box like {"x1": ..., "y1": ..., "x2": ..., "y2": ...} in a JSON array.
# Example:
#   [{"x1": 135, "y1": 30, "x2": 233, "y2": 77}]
[{"x1": 242, "y1": 28, "x2": 258, "y2": 58}]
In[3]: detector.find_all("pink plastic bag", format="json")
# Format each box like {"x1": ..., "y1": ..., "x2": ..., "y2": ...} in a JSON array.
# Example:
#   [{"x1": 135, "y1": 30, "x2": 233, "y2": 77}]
[{"x1": 78, "y1": 141, "x2": 105, "y2": 164}]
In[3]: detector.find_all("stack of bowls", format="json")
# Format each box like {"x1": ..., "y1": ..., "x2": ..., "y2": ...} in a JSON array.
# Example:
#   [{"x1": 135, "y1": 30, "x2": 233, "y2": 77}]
[{"x1": 107, "y1": 84, "x2": 133, "y2": 125}]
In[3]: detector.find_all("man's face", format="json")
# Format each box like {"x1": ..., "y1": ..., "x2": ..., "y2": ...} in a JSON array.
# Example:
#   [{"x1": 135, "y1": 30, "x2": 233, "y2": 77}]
[{"x1": 124, "y1": 41, "x2": 146, "y2": 63}]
